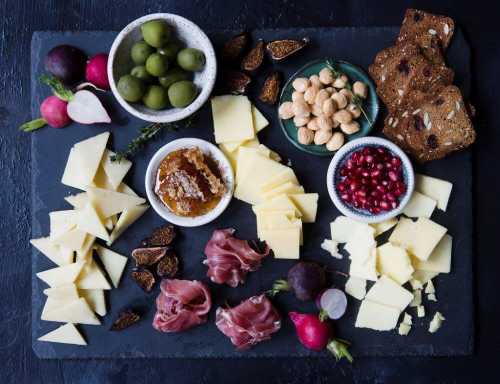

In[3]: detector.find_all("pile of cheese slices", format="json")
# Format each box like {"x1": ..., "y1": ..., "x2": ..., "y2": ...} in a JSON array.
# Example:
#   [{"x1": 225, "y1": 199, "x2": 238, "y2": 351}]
[
  {"x1": 211, "y1": 95, "x2": 319, "y2": 259},
  {"x1": 31, "y1": 132, "x2": 149, "y2": 346},
  {"x1": 323, "y1": 174, "x2": 453, "y2": 335}
]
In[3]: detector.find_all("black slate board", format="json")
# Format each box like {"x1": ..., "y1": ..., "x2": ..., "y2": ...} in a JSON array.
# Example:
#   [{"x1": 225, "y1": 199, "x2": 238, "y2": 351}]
[{"x1": 31, "y1": 27, "x2": 473, "y2": 359}]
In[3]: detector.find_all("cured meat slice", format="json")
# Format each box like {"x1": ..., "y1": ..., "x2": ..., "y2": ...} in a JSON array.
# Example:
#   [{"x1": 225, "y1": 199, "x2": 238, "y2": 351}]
[
  {"x1": 215, "y1": 294, "x2": 281, "y2": 350},
  {"x1": 153, "y1": 279, "x2": 211, "y2": 333},
  {"x1": 204, "y1": 229, "x2": 270, "y2": 287}
]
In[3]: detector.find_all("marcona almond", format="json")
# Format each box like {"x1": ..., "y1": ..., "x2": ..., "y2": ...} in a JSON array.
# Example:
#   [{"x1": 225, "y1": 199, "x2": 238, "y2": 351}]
[
  {"x1": 334, "y1": 109, "x2": 352, "y2": 124},
  {"x1": 307, "y1": 117, "x2": 320, "y2": 131},
  {"x1": 304, "y1": 86, "x2": 319, "y2": 104},
  {"x1": 311, "y1": 103, "x2": 323, "y2": 117},
  {"x1": 339, "y1": 88, "x2": 353, "y2": 103},
  {"x1": 292, "y1": 77, "x2": 309, "y2": 92},
  {"x1": 315, "y1": 89, "x2": 330, "y2": 106},
  {"x1": 340, "y1": 121, "x2": 360, "y2": 134},
  {"x1": 319, "y1": 67, "x2": 334, "y2": 85},
  {"x1": 297, "y1": 127, "x2": 314, "y2": 144},
  {"x1": 314, "y1": 129, "x2": 333, "y2": 145},
  {"x1": 326, "y1": 132, "x2": 345, "y2": 151},
  {"x1": 331, "y1": 93, "x2": 348, "y2": 109},
  {"x1": 292, "y1": 91, "x2": 305, "y2": 102},
  {"x1": 292, "y1": 100, "x2": 310, "y2": 117},
  {"x1": 347, "y1": 103, "x2": 361, "y2": 118},
  {"x1": 294, "y1": 114, "x2": 310, "y2": 127},
  {"x1": 309, "y1": 74, "x2": 321, "y2": 88},
  {"x1": 322, "y1": 98, "x2": 336, "y2": 117},
  {"x1": 317, "y1": 115, "x2": 333, "y2": 131},
  {"x1": 278, "y1": 101, "x2": 294, "y2": 119},
  {"x1": 353, "y1": 81, "x2": 368, "y2": 98}
]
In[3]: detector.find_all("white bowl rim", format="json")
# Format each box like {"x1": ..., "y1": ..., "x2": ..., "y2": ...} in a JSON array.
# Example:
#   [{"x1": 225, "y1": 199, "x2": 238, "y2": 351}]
[
  {"x1": 145, "y1": 138, "x2": 234, "y2": 227},
  {"x1": 107, "y1": 13, "x2": 217, "y2": 123},
  {"x1": 326, "y1": 136, "x2": 415, "y2": 224}
]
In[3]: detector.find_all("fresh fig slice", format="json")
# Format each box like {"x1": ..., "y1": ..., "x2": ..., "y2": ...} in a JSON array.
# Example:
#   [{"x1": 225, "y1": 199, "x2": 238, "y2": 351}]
[
  {"x1": 131, "y1": 268, "x2": 155, "y2": 293},
  {"x1": 110, "y1": 310, "x2": 141, "y2": 331},
  {"x1": 157, "y1": 253, "x2": 179, "y2": 278},
  {"x1": 241, "y1": 40, "x2": 265, "y2": 72},
  {"x1": 220, "y1": 70, "x2": 252, "y2": 94},
  {"x1": 221, "y1": 32, "x2": 250, "y2": 63},
  {"x1": 266, "y1": 38, "x2": 310, "y2": 61},
  {"x1": 141, "y1": 225, "x2": 176, "y2": 247},
  {"x1": 132, "y1": 246, "x2": 169, "y2": 266},
  {"x1": 259, "y1": 71, "x2": 281, "y2": 105}
]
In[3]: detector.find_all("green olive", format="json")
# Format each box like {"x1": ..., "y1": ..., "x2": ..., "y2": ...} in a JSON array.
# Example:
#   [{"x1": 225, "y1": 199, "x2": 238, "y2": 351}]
[
  {"x1": 143, "y1": 85, "x2": 169, "y2": 110},
  {"x1": 131, "y1": 65, "x2": 154, "y2": 83},
  {"x1": 117, "y1": 75, "x2": 146, "y2": 102},
  {"x1": 141, "y1": 20, "x2": 171, "y2": 48},
  {"x1": 177, "y1": 48, "x2": 206, "y2": 72},
  {"x1": 157, "y1": 42, "x2": 182, "y2": 60},
  {"x1": 168, "y1": 80, "x2": 197, "y2": 108},
  {"x1": 145, "y1": 53, "x2": 169, "y2": 77},
  {"x1": 131, "y1": 41, "x2": 155, "y2": 65},
  {"x1": 159, "y1": 68, "x2": 190, "y2": 89}
]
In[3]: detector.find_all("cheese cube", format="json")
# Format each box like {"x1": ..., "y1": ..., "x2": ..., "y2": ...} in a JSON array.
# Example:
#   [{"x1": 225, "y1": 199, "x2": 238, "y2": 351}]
[
  {"x1": 414, "y1": 234, "x2": 452, "y2": 273},
  {"x1": 252, "y1": 194, "x2": 302, "y2": 218},
  {"x1": 429, "y1": 311, "x2": 445, "y2": 333},
  {"x1": 260, "y1": 168, "x2": 299, "y2": 193},
  {"x1": 417, "y1": 305, "x2": 425, "y2": 317},
  {"x1": 261, "y1": 182, "x2": 304, "y2": 201},
  {"x1": 345, "y1": 276, "x2": 366, "y2": 300},
  {"x1": 211, "y1": 95, "x2": 255, "y2": 143},
  {"x1": 403, "y1": 191, "x2": 437, "y2": 218},
  {"x1": 355, "y1": 300, "x2": 400, "y2": 331},
  {"x1": 376, "y1": 243, "x2": 414, "y2": 285},
  {"x1": 403, "y1": 312, "x2": 413, "y2": 325},
  {"x1": 330, "y1": 216, "x2": 372, "y2": 243},
  {"x1": 38, "y1": 323, "x2": 87, "y2": 346},
  {"x1": 289, "y1": 193, "x2": 319, "y2": 223},
  {"x1": 398, "y1": 322, "x2": 411, "y2": 336},
  {"x1": 410, "y1": 289, "x2": 422, "y2": 307},
  {"x1": 371, "y1": 218, "x2": 398, "y2": 236},
  {"x1": 415, "y1": 174, "x2": 453, "y2": 211},
  {"x1": 261, "y1": 227, "x2": 301, "y2": 259},
  {"x1": 365, "y1": 275, "x2": 413, "y2": 311},
  {"x1": 389, "y1": 217, "x2": 447, "y2": 261},
  {"x1": 252, "y1": 105, "x2": 268, "y2": 132}
]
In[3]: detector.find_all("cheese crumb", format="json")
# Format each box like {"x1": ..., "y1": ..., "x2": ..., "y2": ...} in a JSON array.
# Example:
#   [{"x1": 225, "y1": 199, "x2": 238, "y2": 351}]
[
  {"x1": 403, "y1": 312, "x2": 412, "y2": 325},
  {"x1": 417, "y1": 305, "x2": 425, "y2": 318},
  {"x1": 424, "y1": 280, "x2": 435, "y2": 294},
  {"x1": 409, "y1": 278, "x2": 423, "y2": 290},
  {"x1": 427, "y1": 293, "x2": 437, "y2": 302},
  {"x1": 429, "y1": 312, "x2": 445, "y2": 333},
  {"x1": 410, "y1": 290, "x2": 422, "y2": 307},
  {"x1": 321, "y1": 239, "x2": 342, "y2": 259},
  {"x1": 398, "y1": 322, "x2": 411, "y2": 336}
]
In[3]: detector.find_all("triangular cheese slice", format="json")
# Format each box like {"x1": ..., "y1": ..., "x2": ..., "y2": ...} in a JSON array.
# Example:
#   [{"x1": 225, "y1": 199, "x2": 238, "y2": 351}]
[
  {"x1": 101, "y1": 149, "x2": 132, "y2": 190},
  {"x1": 91, "y1": 165, "x2": 115, "y2": 190},
  {"x1": 79, "y1": 289, "x2": 106, "y2": 316},
  {"x1": 87, "y1": 187, "x2": 145, "y2": 218},
  {"x1": 43, "y1": 283, "x2": 79, "y2": 301},
  {"x1": 38, "y1": 323, "x2": 87, "y2": 345},
  {"x1": 49, "y1": 210, "x2": 78, "y2": 240},
  {"x1": 107, "y1": 204, "x2": 149, "y2": 245},
  {"x1": 30, "y1": 237, "x2": 74, "y2": 266},
  {"x1": 51, "y1": 227, "x2": 88, "y2": 251},
  {"x1": 65, "y1": 192, "x2": 88, "y2": 209},
  {"x1": 77, "y1": 234, "x2": 96, "y2": 257},
  {"x1": 252, "y1": 104, "x2": 268, "y2": 132},
  {"x1": 36, "y1": 261, "x2": 85, "y2": 287},
  {"x1": 117, "y1": 183, "x2": 137, "y2": 196},
  {"x1": 94, "y1": 246, "x2": 127, "y2": 288},
  {"x1": 76, "y1": 261, "x2": 111, "y2": 290},
  {"x1": 76, "y1": 203, "x2": 109, "y2": 241},
  {"x1": 42, "y1": 297, "x2": 100, "y2": 325},
  {"x1": 61, "y1": 132, "x2": 110, "y2": 190},
  {"x1": 41, "y1": 297, "x2": 72, "y2": 320}
]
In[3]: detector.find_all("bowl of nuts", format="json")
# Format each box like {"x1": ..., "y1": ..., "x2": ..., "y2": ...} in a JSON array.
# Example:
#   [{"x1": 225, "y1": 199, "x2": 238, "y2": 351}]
[{"x1": 278, "y1": 59, "x2": 379, "y2": 156}]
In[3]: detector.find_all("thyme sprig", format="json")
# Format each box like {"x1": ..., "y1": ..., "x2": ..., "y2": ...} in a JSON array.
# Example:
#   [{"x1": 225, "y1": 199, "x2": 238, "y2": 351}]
[{"x1": 326, "y1": 60, "x2": 372, "y2": 124}]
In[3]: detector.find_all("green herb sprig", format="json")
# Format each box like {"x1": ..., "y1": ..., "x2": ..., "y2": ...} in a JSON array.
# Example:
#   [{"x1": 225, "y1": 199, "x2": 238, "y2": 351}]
[
  {"x1": 326, "y1": 60, "x2": 372, "y2": 124},
  {"x1": 39, "y1": 75, "x2": 74, "y2": 101}
]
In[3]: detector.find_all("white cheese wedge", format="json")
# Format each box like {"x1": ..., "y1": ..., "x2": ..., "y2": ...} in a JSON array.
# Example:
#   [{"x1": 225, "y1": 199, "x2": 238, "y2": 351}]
[
  {"x1": 398, "y1": 322, "x2": 411, "y2": 336},
  {"x1": 261, "y1": 182, "x2": 304, "y2": 201},
  {"x1": 38, "y1": 323, "x2": 87, "y2": 346},
  {"x1": 94, "y1": 246, "x2": 128, "y2": 288},
  {"x1": 79, "y1": 289, "x2": 106, "y2": 316},
  {"x1": 211, "y1": 95, "x2": 255, "y2": 143},
  {"x1": 414, "y1": 234, "x2": 452, "y2": 273},
  {"x1": 289, "y1": 193, "x2": 319, "y2": 223},
  {"x1": 412, "y1": 270, "x2": 439, "y2": 284},
  {"x1": 370, "y1": 217, "x2": 398, "y2": 236},
  {"x1": 345, "y1": 276, "x2": 366, "y2": 300},
  {"x1": 36, "y1": 261, "x2": 85, "y2": 287},
  {"x1": 77, "y1": 235, "x2": 96, "y2": 258},
  {"x1": 49, "y1": 210, "x2": 78, "y2": 240},
  {"x1": 403, "y1": 191, "x2": 437, "y2": 218},
  {"x1": 376, "y1": 243, "x2": 414, "y2": 285},
  {"x1": 100, "y1": 149, "x2": 132, "y2": 190},
  {"x1": 92, "y1": 165, "x2": 115, "y2": 190},
  {"x1": 252, "y1": 194, "x2": 302, "y2": 218},
  {"x1": 410, "y1": 289, "x2": 422, "y2": 307},
  {"x1": 330, "y1": 216, "x2": 372, "y2": 243},
  {"x1": 261, "y1": 227, "x2": 301, "y2": 259},
  {"x1": 77, "y1": 203, "x2": 109, "y2": 241},
  {"x1": 321, "y1": 239, "x2": 341, "y2": 259},
  {"x1": 349, "y1": 250, "x2": 378, "y2": 281},
  {"x1": 345, "y1": 225, "x2": 376, "y2": 264},
  {"x1": 41, "y1": 297, "x2": 70, "y2": 320},
  {"x1": 355, "y1": 300, "x2": 400, "y2": 331},
  {"x1": 65, "y1": 192, "x2": 88, "y2": 208},
  {"x1": 252, "y1": 104, "x2": 268, "y2": 132},
  {"x1": 30, "y1": 237, "x2": 74, "y2": 266},
  {"x1": 87, "y1": 187, "x2": 146, "y2": 218},
  {"x1": 429, "y1": 311, "x2": 445, "y2": 333},
  {"x1": 107, "y1": 204, "x2": 149, "y2": 246},
  {"x1": 43, "y1": 284, "x2": 79, "y2": 301},
  {"x1": 76, "y1": 261, "x2": 111, "y2": 290},
  {"x1": 42, "y1": 297, "x2": 100, "y2": 325},
  {"x1": 365, "y1": 275, "x2": 413, "y2": 311},
  {"x1": 415, "y1": 174, "x2": 453, "y2": 211},
  {"x1": 117, "y1": 183, "x2": 137, "y2": 196},
  {"x1": 389, "y1": 217, "x2": 447, "y2": 261},
  {"x1": 61, "y1": 132, "x2": 110, "y2": 190},
  {"x1": 104, "y1": 216, "x2": 115, "y2": 230},
  {"x1": 260, "y1": 168, "x2": 299, "y2": 193},
  {"x1": 417, "y1": 305, "x2": 425, "y2": 318},
  {"x1": 51, "y1": 227, "x2": 88, "y2": 251}
]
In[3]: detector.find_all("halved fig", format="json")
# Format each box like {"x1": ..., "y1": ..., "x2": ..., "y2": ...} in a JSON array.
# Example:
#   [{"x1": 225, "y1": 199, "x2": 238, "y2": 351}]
[
  {"x1": 132, "y1": 246, "x2": 168, "y2": 266},
  {"x1": 110, "y1": 310, "x2": 141, "y2": 331},
  {"x1": 157, "y1": 253, "x2": 179, "y2": 278},
  {"x1": 141, "y1": 225, "x2": 176, "y2": 247},
  {"x1": 221, "y1": 32, "x2": 250, "y2": 63},
  {"x1": 259, "y1": 71, "x2": 281, "y2": 105},
  {"x1": 131, "y1": 268, "x2": 155, "y2": 293},
  {"x1": 220, "y1": 70, "x2": 252, "y2": 94},
  {"x1": 266, "y1": 38, "x2": 309, "y2": 61},
  {"x1": 241, "y1": 40, "x2": 265, "y2": 72}
]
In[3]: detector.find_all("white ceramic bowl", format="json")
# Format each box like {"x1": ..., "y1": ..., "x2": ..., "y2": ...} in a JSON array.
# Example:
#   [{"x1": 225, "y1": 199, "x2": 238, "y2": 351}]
[
  {"x1": 108, "y1": 13, "x2": 217, "y2": 123},
  {"x1": 326, "y1": 137, "x2": 415, "y2": 223},
  {"x1": 145, "y1": 138, "x2": 234, "y2": 227}
]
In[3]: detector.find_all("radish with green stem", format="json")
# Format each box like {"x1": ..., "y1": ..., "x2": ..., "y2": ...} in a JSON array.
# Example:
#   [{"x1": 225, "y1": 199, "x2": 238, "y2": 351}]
[
  {"x1": 19, "y1": 95, "x2": 71, "y2": 132},
  {"x1": 316, "y1": 288, "x2": 347, "y2": 321}
]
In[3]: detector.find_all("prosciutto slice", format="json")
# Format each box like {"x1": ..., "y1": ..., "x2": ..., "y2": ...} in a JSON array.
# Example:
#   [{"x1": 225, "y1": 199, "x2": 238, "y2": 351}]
[
  {"x1": 153, "y1": 279, "x2": 212, "y2": 333},
  {"x1": 215, "y1": 294, "x2": 281, "y2": 349},
  {"x1": 204, "y1": 229, "x2": 270, "y2": 287}
]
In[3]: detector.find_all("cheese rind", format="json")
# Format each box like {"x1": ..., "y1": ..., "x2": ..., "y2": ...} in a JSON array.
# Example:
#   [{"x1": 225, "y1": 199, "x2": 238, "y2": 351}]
[
  {"x1": 415, "y1": 174, "x2": 453, "y2": 211},
  {"x1": 211, "y1": 95, "x2": 255, "y2": 143},
  {"x1": 38, "y1": 323, "x2": 87, "y2": 346},
  {"x1": 355, "y1": 300, "x2": 400, "y2": 331}
]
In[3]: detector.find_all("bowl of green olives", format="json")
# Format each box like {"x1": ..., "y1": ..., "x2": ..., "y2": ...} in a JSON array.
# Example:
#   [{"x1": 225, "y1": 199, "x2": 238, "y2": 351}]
[{"x1": 108, "y1": 13, "x2": 217, "y2": 122}]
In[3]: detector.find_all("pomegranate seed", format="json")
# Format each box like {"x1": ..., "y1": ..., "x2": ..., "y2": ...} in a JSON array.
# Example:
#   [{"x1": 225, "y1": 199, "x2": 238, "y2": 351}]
[
  {"x1": 370, "y1": 170, "x2": 381, "y2": 178},
  {"x1": 362, "y1": 147, "x2": 372, "y2": 156},
  {"x1": 376, "y1": 185, "x2": 387, "y2": 194},
  {"x1": 361, "y1": 170, "x2": 370, "y2": 178},
  {"x1": 337, "y1": 182, "x2": 346, "y2": 192},
  {"x1": 386, "y1": 193, "x2": 396, "y2": 202},
  {"x1": 361, "y1": 177, "x2": 369, "y2": 185},
  {"x1": 341, "y1": 193, "x2": 351, "y2": 202},
  {"x1": 390, "y1": 201, "x2": 398, "y2": 209},
  {"x1": 391, "y1": 156, "x2": 402, "y2": 167},
  {"x1": 376, "y1": 163, "x2": 384, "y2": 170},
  {"x1": 372, "y1": 206, "x2": 381, "y2": 214},
  {"x1": 388, "y1": 171, "x2": 398, "y2": 182},
  {"x1": 356, "y1": 190, "x2": 367, "y2": 198},
  {"x1": 380, "y1": 201, "x2": 390, "y2": 210}
]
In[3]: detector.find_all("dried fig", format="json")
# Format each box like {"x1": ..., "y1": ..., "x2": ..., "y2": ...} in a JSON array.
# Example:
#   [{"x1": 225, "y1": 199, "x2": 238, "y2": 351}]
[
  {"x1": 220, "y1": 70, "x2": 251, "y2": 94},
  {"x1": 221, "y1": 32, "x2": 250, "y2": 62},
  {"x1": 141, "y1": 225, "x2": 176, "y2": 247},
  {"x1": 110, "y1": 310, "x2": 141, "y2": 331},
  {"x1": 266, "y1": 38, "x2": 309, "y2": 61},
  {"x1": 241, "y1": 40, "x2": 265, "y2": 72},
  {"x1": 258, "y1": 71, "x2": 281, "y2": 105},
  {"x1": 131, "y1": 268, "x2": 155, "y2": 293},
  {"x1": 132, "y1": 246, "x2": 168, "y2": 266},
  {"x1": 157, "y1": 253, "x2": 179, "y2": 278}
]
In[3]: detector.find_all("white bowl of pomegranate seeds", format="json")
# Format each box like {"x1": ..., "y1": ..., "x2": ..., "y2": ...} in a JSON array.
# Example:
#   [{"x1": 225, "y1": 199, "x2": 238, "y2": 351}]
[{"x1": 327, "y1": 137, "x2": 414, "y2": 223}]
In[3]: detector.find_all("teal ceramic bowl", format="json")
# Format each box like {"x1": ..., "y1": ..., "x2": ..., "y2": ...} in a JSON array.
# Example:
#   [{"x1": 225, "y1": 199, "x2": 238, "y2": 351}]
[{"x1": 278, "y1": 59, "x2": 379, "y2": 156}]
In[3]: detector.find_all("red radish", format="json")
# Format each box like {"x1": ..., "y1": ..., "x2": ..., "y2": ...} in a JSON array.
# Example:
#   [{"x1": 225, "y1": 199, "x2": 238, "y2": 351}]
[
  {"x1": 86, "y1": 53, "x2": 110, "y2": 89},
  {"x1": 66, "y1": 90, "x2": 111, "y2": 124},
  {"x1": 19, "y1": 95, "x2": 71, "y2": 132},
  {"x1": 289, "y1": 312, "x2": 332, "y2": 351}
]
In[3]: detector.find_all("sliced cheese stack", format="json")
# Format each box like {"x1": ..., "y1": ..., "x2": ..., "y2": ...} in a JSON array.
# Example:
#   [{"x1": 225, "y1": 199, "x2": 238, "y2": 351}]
[
  {"x1": 325, "y1": 174, "x2": 453, "y2": 332},
  {"x1": 32, "y1": 132, "x2": 148, "y2": 346},
  {"x1": 211, "y1": 95, "x2": 319, "y2": 260}
]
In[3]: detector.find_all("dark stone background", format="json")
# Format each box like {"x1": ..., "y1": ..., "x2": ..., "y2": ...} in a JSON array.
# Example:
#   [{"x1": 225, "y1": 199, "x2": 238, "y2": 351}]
[{"x1": 1, "y1": 0, "x2": 498, "y2": 382}]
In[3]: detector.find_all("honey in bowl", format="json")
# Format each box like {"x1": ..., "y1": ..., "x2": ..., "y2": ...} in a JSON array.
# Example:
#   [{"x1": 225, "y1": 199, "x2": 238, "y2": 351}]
[{"x1": 154, "y1": 147, "x2": 227, "y2": 217}]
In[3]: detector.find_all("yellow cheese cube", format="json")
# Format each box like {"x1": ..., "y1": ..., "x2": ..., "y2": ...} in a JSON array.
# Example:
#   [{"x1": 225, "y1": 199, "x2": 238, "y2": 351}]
[
  {"x1": 365, "y1": 275, "x2": 413, "y2": 311},
  {"x1": 355, "y1": 300, "x2": 400, "y2": 331},
  {"x1": 261, "y1": 182, "x2": 304, "y2": 201},
  {"x1": 257, "y1": 211, "x2": 303, "y2": 245},
  {"x1": 211, "y1": 95, "x2": 255, "y2": 143},
  {"x1": 252, "y1": 194, "x2": 302, "y2": 218},
  {"x1": 415, "y1": 174, "x2": 452, "y2": 211},
  {"x1": 261, "y1": 227, "x2": 301, "y2": 259},
  {"x1": 376, "y1": 243, "x2": 414, "y2": 285},
  {"x1": 260, "y1": 168, "x2": 299, "y2": 193},
  {"x1": 289, "y1": 193, "x2": 319, "y2": 223}
]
